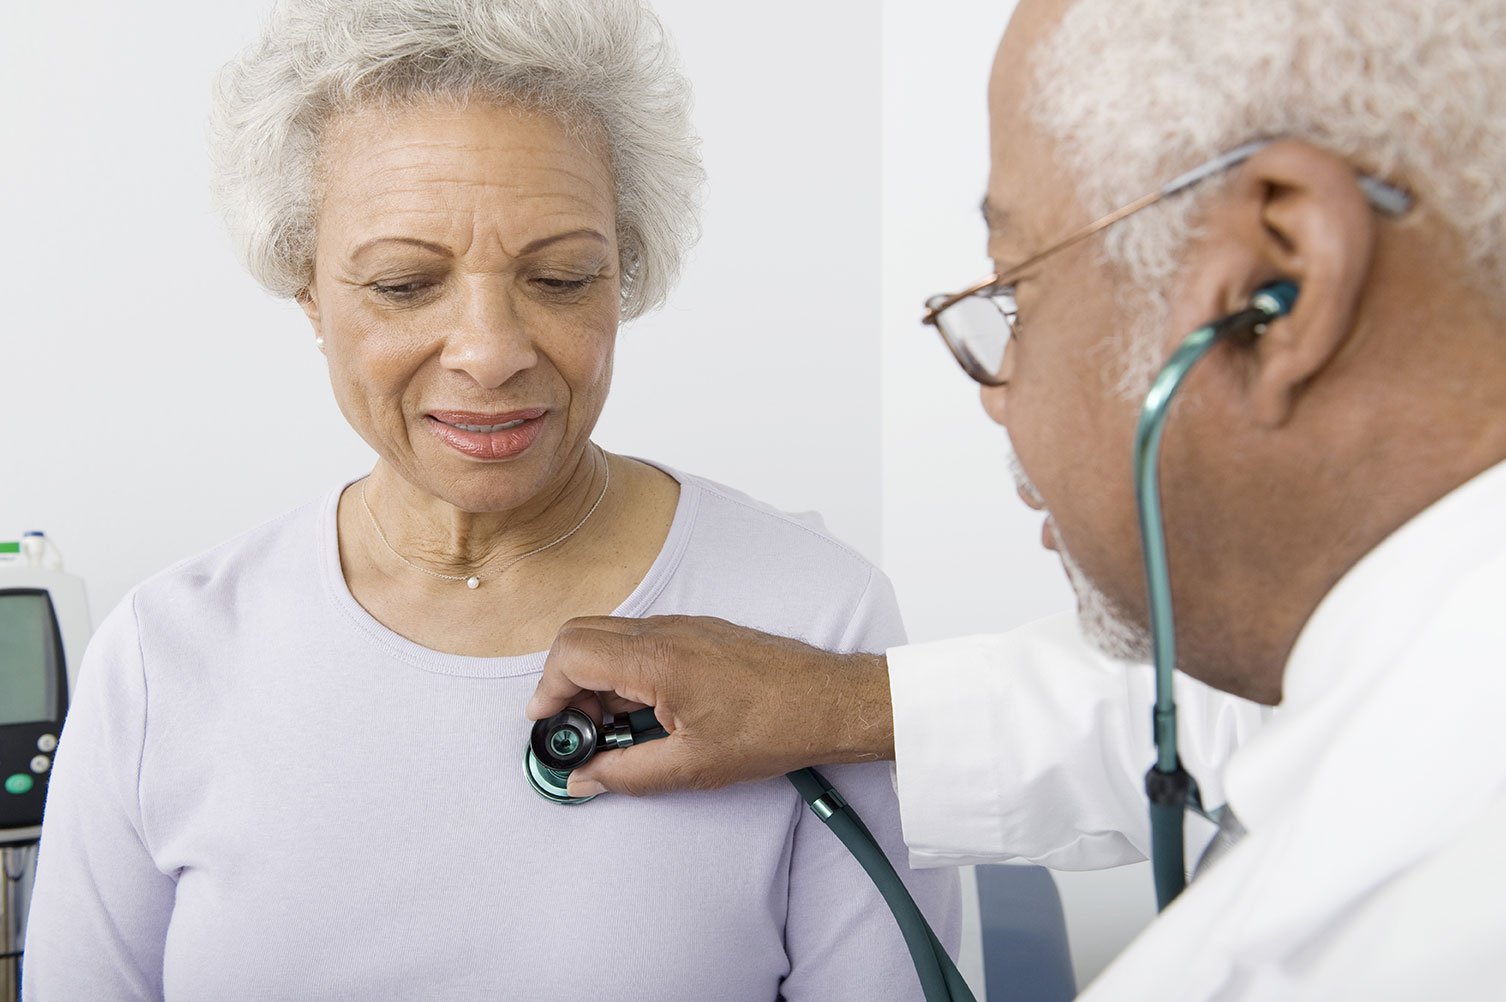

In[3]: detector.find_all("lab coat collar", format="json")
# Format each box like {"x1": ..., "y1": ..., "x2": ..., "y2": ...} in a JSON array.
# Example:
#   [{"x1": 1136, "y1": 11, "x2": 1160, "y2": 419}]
[{"x1": 1212, "y1": 457, "x2": 1506, "y2": 950}]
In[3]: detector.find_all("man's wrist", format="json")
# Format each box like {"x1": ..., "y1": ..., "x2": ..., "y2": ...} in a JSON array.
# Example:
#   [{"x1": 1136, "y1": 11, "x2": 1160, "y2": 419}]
[{"x1": 807, "y1": 650, "x2": 896, "y2": 766}]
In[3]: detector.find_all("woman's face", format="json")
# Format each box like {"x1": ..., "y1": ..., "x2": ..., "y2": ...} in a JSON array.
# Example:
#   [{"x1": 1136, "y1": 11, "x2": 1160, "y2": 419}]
[{"x1": 301, "y1": 100, "x2": 620, "y2": 513}]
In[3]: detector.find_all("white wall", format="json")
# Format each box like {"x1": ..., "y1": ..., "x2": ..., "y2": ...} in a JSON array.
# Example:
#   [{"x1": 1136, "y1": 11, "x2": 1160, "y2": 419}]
[
  {"x1": 879, "y1": 0, "x2": 1158, "y2": 988},
  {"x1": 0, "y1": 0, "x2": 882, "y2": 622}
]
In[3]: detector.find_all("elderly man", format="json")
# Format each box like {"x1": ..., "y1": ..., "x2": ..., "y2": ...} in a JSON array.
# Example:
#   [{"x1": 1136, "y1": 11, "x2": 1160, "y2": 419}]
[{"x1": 530, "y1": 0, "x2": 1506, "y2": 996}]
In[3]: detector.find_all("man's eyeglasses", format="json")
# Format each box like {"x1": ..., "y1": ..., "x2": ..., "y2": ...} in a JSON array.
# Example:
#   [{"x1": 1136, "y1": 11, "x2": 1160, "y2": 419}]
[{"x1": 920, "y1": 139, "x2": 1415, "y2": 386}]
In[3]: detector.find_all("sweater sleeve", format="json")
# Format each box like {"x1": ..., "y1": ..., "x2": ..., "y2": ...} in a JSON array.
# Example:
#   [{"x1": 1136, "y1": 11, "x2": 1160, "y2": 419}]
[
  {"x1": 779, "y1": 567, "x2": 963, "y2": 999},
  {"x1": 888, "y1": 611, "x2": 1268, "y2": 871},
  {"x1": 23, "y1": 593, "x2": 176, "y2": 1001}
]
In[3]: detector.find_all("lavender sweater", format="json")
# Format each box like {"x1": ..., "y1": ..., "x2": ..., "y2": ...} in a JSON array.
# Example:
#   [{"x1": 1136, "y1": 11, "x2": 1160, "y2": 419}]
[{"x1": 24, "y1": 467, "x2": 959, "y2": 1000}]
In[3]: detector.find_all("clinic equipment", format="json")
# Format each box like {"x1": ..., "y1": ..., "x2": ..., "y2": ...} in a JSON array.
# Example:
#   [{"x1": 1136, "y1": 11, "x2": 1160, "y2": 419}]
[
  {"x1": 0, "y1": 533, "x2": 87, "y2": 843},
  {"x1": 1128, "y1": 148, "x2": 1413, "y2": 912},
  {"x1": 1135, "y1": 152, "x2": 1413, "y2": 910},
  {"x1": 1133, "y1": 282, "x2": 1298, "y2": 910},
  {"x1": 528, "y1": 710, "x2": 977, "y2": 1002},
  {"x1": 0, "y1": 532, "x2": 90, "y2": 1000},
  {"x1": 525, "y1": 707, "x2": 667, "y2": 803}
]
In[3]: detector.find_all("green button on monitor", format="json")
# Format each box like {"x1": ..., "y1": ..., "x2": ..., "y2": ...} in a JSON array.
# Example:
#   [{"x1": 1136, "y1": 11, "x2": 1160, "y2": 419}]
[{"x1": 4, "y1": 773, "x2": 34, "y2": 795}]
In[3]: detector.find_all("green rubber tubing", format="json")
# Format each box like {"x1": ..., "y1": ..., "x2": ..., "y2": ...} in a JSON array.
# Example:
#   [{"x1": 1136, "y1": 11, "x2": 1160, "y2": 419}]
[
  {"x1": 1132, "y1": 280, "x2": 1299, "y2": 911},
  {"x1": 787, "y1": 768, "x2": 976, "y2": 1002},
  {"x1": 1149, "y1": 800, "x2": 1189, "y2": 911}
]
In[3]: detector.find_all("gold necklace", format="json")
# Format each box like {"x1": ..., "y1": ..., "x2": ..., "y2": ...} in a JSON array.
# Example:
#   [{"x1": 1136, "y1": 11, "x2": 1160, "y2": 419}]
[{"x1": 358, "y1": 450, "x2": 610, "y2": 590}]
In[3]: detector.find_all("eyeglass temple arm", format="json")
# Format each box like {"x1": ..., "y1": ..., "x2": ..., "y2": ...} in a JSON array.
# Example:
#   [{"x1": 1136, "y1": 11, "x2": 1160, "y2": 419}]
[
  {"x1": 923, "y1": 140, "x2": 1412, "y2": 325},
  {"x1": 1162, "y1": 138, "x2": 1413, "y2": 216}
]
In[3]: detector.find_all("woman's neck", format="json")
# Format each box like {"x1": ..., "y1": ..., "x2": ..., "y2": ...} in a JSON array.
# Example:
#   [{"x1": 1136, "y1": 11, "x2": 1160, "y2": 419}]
[
  {"x1": 360, "y1": 445, "x2": 609, "y2": 580},
  {"x1": 338, "y1": 452, "x2": 681, "y2": 657}
]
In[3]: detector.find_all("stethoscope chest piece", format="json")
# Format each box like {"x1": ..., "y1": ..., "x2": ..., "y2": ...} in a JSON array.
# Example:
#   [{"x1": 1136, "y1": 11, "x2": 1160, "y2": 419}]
[
  {"x1": 524, "y1": 708, "x2": 601, "y2": 805},
  {"x1": 523, "y1": 746, "x2": 596, "y2": 805}
]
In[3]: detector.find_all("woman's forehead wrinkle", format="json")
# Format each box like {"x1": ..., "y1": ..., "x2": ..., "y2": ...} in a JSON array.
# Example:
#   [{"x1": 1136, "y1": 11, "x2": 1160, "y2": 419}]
[{"x1": 328, "y1": 157, "x2": 614, "y2": 263}]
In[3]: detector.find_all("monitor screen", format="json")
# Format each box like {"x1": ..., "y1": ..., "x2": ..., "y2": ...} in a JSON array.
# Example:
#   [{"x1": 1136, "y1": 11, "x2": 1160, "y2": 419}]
[{"x1": 0, "y1": 591, "x2": 61, "y2": 726}]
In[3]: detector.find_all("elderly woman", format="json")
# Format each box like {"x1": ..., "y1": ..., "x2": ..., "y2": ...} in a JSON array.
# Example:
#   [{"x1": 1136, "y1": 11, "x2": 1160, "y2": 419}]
[{"x1": 21, "y1": 0, "x2": 957, "y2": 998}]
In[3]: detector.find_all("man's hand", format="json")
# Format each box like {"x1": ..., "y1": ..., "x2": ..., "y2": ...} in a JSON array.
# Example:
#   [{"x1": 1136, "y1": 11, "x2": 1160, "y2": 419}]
[{"x1": 527, "y1": 615, "x2": 894, "y2": 798}]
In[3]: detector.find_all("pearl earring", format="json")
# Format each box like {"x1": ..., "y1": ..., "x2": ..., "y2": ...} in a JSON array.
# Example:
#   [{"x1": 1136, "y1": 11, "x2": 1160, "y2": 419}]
[{"x1": 315, "y1": 336, "x2": 325, "y2": 350}]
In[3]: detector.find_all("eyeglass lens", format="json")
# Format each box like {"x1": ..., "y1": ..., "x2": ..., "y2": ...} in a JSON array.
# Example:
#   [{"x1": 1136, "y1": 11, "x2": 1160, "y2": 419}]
[{"x1": 927, "y1": 291, "x2": 1015, "y2": 383}]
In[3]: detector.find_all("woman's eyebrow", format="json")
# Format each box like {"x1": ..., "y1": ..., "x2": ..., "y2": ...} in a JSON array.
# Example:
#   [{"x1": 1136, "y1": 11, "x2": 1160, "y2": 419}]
[
  {"x1": 350, "y1": 236, "x2": 452, "y2": 259},
  {"x1": 349, "y1": 229, "x2": 608, "y2": 259},
  {"x1": 518, "y1": 228, "x2": 609, "y2": 254}
]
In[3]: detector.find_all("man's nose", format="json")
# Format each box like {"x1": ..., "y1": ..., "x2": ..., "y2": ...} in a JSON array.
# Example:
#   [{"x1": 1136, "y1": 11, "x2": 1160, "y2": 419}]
[{"x1": 980, "y1": 381, "x2": 1008, "y2": 427}]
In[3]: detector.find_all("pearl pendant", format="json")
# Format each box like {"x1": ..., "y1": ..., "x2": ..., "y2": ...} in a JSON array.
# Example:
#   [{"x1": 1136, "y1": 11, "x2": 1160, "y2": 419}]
[{"x1": 466, "y1": 576, "x2": 480, "y2": 589}]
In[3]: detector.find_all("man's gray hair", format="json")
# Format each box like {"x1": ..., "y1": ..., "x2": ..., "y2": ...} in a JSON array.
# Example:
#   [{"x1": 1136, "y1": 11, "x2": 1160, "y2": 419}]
[
  {"x1": 210, "y1": 0, "x2": 704, "y2": 319},
  {"x1": 1030, "y1": 0, "x2": 1506, "y2": 393}
]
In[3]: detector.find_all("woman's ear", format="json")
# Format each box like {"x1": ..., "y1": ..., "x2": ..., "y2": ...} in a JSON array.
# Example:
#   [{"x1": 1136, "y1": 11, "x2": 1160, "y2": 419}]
[
  {"x1": 296, "y1": 286, "x2": 324, "y2": 350},
  {"x1": 1188, "y1": 139, "x2": 1380, "y2": 427}
]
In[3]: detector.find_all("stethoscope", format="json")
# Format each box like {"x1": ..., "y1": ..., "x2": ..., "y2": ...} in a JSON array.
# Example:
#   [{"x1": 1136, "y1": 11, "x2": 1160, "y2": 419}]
[
  {"x1": 1134, "y1": 167, "x2": 1412, "y2": 914},
  {"x1": 520, "y1": 282, "x2": 1303, "y2": 997},
  {"x1": 1133, "y1": 279, "x2": 1299, "y2": 910},
  {"x1": 516, "y1": 280, "x2": 1365, "y2": 996},
  {"x1": 527, "y1": 709, "x2": 977, "y2": 1001}
]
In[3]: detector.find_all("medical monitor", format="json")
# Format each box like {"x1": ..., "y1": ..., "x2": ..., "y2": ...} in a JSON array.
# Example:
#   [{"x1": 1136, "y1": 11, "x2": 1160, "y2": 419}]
[
  {"x1": 0, "y1": 563, "x2": 89, "y2": 845},
  {"x1": 0, "y1": 592, "x2": 63, "y2": 727}
]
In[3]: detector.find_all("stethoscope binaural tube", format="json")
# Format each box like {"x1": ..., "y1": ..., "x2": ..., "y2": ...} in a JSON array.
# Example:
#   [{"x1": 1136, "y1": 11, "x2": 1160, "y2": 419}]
[
  {"x1": 523, "y1": 708, "x2": 977, "y2": 1001},
  {"x1": 1133, "y1": 280, "x2": 1299, "y2": 911}
]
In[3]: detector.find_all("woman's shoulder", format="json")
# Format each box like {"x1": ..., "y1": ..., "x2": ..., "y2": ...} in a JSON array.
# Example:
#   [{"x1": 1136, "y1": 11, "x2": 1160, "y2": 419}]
[
  {"x1": 127, "y1": 485, "x2": 337, "y2": 622},
  {"x1": 640, "y1": 463, "x2": 903, "y2": 651},
  {"x1": 668, "y1": 466, "x2": 875, "y2": 578}
]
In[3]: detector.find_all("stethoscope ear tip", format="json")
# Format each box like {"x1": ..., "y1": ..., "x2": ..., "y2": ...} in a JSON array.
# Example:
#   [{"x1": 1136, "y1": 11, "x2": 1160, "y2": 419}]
[{"x1": 1252, "y1": 280, "x2": 1300, "y2": 319}]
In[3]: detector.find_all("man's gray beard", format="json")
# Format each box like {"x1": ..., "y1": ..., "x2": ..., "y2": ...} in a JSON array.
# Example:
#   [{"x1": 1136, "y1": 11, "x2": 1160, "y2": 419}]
[
  {"x1": 1053, "y1": 534, "x2": 1153, "y2": 663},
  {"x1": 1006, "y1": 450, "x2": 1152, "y2": 662}
]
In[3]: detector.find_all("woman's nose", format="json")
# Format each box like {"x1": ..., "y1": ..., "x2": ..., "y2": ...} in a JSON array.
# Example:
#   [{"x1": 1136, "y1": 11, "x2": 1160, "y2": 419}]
[{"x1": 439, "y1": 281, "x2": 539, "y2": 389}]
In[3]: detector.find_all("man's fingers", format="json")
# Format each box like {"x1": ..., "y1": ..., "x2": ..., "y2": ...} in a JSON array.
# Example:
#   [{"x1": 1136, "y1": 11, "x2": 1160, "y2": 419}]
[
  {"x1": 597, "y1": 691, "x2": 647, "y2": 716},
  {"x1": 567, "y1": 736, "x2": 719, "y2": 798},
  {"x1": 527, "y1": 624, "x2": 662, "y2": 719}
]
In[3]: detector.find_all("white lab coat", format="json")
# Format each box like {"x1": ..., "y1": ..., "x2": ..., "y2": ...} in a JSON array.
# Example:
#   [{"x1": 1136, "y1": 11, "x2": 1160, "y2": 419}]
[{"x1": 888, "y1": 460, "x2": 1506, "y2": 1000}]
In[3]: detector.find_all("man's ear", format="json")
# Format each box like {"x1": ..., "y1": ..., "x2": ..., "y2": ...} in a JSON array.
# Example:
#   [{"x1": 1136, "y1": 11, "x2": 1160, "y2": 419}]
[{"x1": 1185, "y1": 139, "x2": 1379, "y2": 427}]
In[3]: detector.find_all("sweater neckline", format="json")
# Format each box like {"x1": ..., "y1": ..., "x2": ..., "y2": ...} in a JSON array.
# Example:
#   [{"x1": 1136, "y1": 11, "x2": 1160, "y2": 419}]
[{"x1": 318, "y1": 459, "x2": 699, "y2": 679}]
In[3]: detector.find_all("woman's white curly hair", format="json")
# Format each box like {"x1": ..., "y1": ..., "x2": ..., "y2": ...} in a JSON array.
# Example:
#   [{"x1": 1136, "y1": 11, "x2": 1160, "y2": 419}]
[
  {"x1": 210, "y1": 0, "x2": 705, "y2": 319},
  {"x1": 1030, "y1": 0, "x2": 1506, "y2": 392}
]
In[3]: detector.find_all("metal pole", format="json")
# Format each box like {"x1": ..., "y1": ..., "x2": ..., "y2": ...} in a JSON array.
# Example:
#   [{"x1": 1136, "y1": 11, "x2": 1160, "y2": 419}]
[{"x1": 2, "y1": 842, "x2": 37, "y2": 1002}]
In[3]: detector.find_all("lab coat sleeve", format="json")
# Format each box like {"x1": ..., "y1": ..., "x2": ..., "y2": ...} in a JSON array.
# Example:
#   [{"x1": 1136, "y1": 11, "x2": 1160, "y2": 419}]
[
  {"x1": 23, "y1": 593, "x2": 176, "y2": 1001},
  {"x1": 780, "y1": 568, "x2": 963, "y2": 998},
  {"x1": 888, "y1": 611, "x2": 1266, "y2": 871}
]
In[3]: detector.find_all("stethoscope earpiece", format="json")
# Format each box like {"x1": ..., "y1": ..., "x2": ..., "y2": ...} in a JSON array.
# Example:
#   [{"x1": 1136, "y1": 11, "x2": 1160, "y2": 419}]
[{"x1": 1249, "y1": 280, "x2": 1300, "y2": 328}]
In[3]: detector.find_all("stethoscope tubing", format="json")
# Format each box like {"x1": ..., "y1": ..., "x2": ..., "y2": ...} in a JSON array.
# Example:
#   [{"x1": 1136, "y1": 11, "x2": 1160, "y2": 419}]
[
  {"x1": 529, "y1": 712, "x2": 975, "y2": 1000},
  {"x1": 1132, "y1": 281, "x2": 1298, "y2": 911},
  {"x1": 786, "y1": 768, "x2": 975, "y2": 1001}
]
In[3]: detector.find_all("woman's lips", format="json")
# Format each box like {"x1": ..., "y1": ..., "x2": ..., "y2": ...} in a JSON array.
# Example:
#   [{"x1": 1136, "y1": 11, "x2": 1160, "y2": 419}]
[
  {"x1": 1042, "y1": 517, "x2": 1059, "y2": 552},
  {"x1": 425, "y1": 409, "x2": 546, "y2": 460}
]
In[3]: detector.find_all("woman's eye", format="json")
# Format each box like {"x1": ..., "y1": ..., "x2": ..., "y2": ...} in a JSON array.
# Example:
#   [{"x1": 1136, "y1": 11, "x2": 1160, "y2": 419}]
[
  {"x1": 369, "y1": 279, "x2": 435, "y2": 301},
  {"x1": 534, "y1": 275, "x2": 596, "y2": 293}
]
